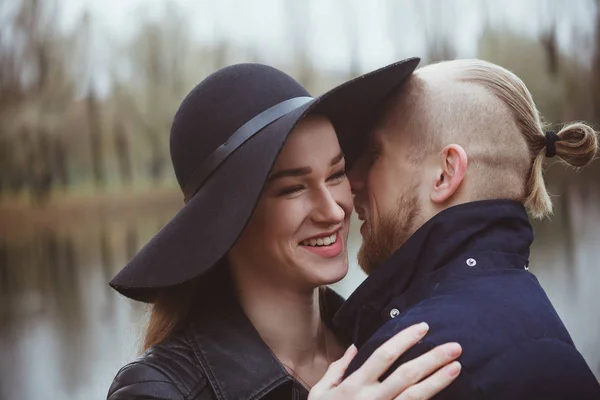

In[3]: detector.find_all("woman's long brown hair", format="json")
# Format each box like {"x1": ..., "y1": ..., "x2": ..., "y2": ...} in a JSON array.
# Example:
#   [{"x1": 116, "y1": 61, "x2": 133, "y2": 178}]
[
  {"x1": 141, "y1": 264, "x2": 228, "y2": 353},
  {"x1": 141, "y1": 281, "x2": 198, "y2": 352}
]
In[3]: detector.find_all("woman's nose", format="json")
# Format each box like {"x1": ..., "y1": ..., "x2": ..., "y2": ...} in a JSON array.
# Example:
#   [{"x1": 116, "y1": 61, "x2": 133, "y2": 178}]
[{"x1": 310, "y1": 187, "x2": 345, "y2": 224}]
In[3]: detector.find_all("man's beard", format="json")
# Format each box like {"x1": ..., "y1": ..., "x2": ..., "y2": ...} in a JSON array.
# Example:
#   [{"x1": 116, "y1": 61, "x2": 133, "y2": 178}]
[{"x1": 358, "y1": 186, "x2": 422, "y2": 275}]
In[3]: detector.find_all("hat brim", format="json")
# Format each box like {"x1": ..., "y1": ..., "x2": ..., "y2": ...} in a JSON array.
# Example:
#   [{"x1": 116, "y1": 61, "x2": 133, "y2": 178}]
[{"x1": 109, "y1": 57, "x2": 419, "y2": 302}]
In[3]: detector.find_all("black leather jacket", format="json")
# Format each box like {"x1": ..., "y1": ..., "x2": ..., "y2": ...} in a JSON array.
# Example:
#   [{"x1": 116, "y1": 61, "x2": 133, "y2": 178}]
[{"x1": 107, "y1": 283, "x2": 346, "y2": 400}]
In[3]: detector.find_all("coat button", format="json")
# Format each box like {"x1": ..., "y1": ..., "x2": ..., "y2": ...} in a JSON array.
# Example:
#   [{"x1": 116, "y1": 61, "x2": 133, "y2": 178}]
[
  {"x1": 466, "y1": 258, "x2": 477, "y2": 267},
  {"x1": 390, "y1": 308, "x2": 400, "y2": 318}
]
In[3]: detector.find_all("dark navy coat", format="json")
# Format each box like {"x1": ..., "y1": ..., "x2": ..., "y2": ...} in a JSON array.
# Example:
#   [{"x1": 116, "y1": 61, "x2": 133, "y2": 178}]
[{"x1": 334, "y1": 200, "x2": 600, "y2": 399}]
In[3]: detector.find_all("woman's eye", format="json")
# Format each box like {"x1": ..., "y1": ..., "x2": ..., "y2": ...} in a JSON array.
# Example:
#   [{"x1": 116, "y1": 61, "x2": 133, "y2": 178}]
[
  {"x1": 327, "y1": 170, "x2": 346, "y2": 183},
  {"x1": 278, "y1": 185, "x2": 305, "y2": 196}
]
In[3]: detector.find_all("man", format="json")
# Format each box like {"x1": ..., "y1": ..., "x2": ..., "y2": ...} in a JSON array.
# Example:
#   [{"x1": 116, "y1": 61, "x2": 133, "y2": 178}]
[{"x1": 333, "y1": 59, "x2": 600, "y2": 398}]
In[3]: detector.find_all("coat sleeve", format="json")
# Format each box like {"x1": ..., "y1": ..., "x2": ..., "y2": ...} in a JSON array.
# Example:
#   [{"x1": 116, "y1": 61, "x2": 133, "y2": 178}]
[
  {"x1": 107, "y1": 361, "x2": 186, "y2": 400},
  {"x1": 476, "y1": 338, "x2": 600, "y2": 399}
]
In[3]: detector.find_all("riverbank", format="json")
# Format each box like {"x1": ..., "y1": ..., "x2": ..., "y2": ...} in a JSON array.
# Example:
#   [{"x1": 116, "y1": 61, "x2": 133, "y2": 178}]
[{"x1": 0, "y1": 186, "x2": 182, "y2": 241}]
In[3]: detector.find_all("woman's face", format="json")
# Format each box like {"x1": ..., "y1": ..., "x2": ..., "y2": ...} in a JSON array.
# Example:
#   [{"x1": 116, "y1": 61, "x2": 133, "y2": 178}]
[{"x1": 229, "y1": 115, "x2": 353, "y2": 291}]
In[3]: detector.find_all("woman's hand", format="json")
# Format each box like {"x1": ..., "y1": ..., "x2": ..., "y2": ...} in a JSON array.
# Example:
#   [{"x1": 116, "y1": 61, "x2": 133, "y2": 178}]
[{"x1": 308, "y1": 323, "x2": 461, "y2": 400}]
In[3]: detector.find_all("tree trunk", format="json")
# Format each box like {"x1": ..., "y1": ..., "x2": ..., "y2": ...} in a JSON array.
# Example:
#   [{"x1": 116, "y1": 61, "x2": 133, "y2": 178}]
[
  {"x1": 86, "y1": 90, "x2": 105, "y2": 187},
  {"x1": 114, "y1": 121, "x2": 132, "y2": 185},
  {"x1": 592, "y1": 0, "x2": 600, "y2": 121}
]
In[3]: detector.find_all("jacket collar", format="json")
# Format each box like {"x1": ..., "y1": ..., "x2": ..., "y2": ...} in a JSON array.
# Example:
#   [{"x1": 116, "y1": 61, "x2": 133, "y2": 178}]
[
  {"x1": 187, "y1": 271, "x2": 345, "y2": 400},
  {"x1": 334, "y1": 199, "x2": 534, "y2": 345}
]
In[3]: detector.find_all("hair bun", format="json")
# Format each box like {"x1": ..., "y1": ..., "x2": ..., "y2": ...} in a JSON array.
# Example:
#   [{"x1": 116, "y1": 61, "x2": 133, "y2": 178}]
[{"x1": 555, "y1": 123, "x2": 598, "y2": 168}]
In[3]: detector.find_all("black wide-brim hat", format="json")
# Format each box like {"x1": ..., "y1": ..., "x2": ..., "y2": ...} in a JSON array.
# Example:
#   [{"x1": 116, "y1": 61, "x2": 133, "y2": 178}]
[{"x1": 110, "y1": 58, "x2": 420, "y2": 302}]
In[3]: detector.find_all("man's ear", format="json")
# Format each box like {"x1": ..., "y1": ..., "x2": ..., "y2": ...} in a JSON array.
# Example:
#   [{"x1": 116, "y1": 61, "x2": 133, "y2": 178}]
[{"x1": 431, "y1": 144, "x2": 468, "y2": 204}]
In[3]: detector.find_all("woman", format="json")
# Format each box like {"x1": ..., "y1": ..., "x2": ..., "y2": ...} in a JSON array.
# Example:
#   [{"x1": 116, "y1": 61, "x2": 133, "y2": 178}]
[{"x1": 107, "y1": 60, "x2": 462, "y2": 400}]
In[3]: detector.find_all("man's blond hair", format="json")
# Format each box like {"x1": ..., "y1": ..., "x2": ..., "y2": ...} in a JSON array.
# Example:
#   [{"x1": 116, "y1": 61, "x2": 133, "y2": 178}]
[{"x1": 384, "y1": 59, "x2": 598, "y2": 219}]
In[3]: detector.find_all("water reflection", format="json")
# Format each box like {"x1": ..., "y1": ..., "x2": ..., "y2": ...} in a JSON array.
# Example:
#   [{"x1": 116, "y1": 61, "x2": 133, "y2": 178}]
[
  {"x1": 0, "y1": 202, "x2": 174, "y2": 400},
  {"x1": 0, "y1": 188, "x2": 599, "y2": 399}
]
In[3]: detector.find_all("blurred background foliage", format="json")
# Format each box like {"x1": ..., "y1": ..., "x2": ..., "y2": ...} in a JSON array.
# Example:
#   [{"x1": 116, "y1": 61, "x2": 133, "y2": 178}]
[{"x1": 0, "y1": 0, "x2": 598, "y2": 202}]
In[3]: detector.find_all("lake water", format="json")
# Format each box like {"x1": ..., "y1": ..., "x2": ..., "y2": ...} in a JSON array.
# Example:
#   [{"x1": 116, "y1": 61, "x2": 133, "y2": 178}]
[{"x1": 1, "y1": 187, "x2": 598, "y2": 399}]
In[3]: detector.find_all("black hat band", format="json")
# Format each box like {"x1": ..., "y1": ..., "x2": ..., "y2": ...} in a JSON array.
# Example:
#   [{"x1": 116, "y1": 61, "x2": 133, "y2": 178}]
[{"x1": 183, "y1": 96, "x2": 313, "y2": 202}]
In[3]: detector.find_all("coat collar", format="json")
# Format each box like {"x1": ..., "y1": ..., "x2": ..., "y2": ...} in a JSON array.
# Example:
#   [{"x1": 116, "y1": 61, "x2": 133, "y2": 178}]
[
  {"x1": 186, "y1": 270, "x2": 346, "y2": 400},
  {"x1": 334, "y1": 199, "x2": 534, "y2": 345}
]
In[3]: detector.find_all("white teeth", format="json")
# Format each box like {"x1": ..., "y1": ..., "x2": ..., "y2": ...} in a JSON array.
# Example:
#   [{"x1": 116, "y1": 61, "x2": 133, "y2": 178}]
[{"x1": 302, "y1": 233, "x2": 338, "y2": 247}]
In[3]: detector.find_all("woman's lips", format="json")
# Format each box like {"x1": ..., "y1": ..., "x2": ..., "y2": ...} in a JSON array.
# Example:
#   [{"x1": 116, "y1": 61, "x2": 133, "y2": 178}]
[{"x1": 300, "y1": 231, "x2": 343, "y2": 258}]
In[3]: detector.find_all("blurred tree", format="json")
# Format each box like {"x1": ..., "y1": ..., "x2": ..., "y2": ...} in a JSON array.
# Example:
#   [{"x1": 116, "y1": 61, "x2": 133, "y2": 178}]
[
  {"x1": 116, "y1": 3, "x2": 194, "y2": 185},
  {"x1": 29, "y1": 127, "x2": 53, "y2": 203},
  {"x1": 540, "y1": 22, "x2": 559, "y2": 77},
  {"x1": 285, "y1": 0, "x2": 315, "y2": 91},
  {"x1": 86, "y1": 88, "x2": 105, "y2": 187},
  {"x1": 53, "y1": 136, "x2": 68, "y2": 189},
  {"x1": 537, "y1": 0, "x2": 560, "y2": 77},
  {"x1": 592, "y1": 0, "x2": 600, "y2": 121},
  {"x1": 478, "y1": 28, "x2": 570, "y2": 122},
  {"x1": 207, "y1": 0, "x2": 229, "y2": 69},
  {"x1": 0, "y1": 0, "x2": 77, "y2": 200},
  {"x1": 0, "y1": 0, "x2": 47, "y2": 110},
  {"x1": 342, "y1": 0, "x2": 361, "y2": 79},
  {"x1": 414, "y1": 0, "x2": 456, "y2": 63},
  {"x1": 113, "y1": 120, "x2": 132, "y2": 186}
]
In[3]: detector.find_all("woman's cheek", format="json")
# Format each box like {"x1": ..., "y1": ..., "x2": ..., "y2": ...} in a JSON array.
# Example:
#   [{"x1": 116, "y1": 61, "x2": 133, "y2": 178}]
[{"x1": 334, "y1": 181, "x2": 354, "y2": 216}]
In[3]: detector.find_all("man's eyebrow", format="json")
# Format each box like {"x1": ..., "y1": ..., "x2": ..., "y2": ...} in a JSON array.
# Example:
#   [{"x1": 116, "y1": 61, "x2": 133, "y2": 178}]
[{"x1": 268, "y1": 152, "x2": 345, "y2": 182}]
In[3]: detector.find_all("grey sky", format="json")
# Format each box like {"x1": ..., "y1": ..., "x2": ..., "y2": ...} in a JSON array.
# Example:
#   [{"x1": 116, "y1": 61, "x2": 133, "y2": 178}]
[{"x1": 57, "y1": 0, "x2": 596, "y2": 94}]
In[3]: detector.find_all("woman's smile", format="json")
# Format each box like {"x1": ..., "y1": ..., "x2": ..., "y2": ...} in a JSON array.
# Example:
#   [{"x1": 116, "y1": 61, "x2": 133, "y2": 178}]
[{"x1": 299, "y1": 229, "x2": 344, "y2": 258}]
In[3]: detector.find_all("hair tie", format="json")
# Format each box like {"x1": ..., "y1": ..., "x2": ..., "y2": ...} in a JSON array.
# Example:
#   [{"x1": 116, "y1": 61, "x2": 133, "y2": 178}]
[{"x1": 545, "y1": 131, "x2": 560, "y2": 158}]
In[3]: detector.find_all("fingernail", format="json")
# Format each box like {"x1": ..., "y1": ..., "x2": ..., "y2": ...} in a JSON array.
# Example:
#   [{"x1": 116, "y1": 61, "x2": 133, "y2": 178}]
[
  {"x1": 416, "y1": 322, "x2": 429, "y2": 336},
  {"x1": 445, "y1": 343, "x2": 462, "y2": 358},
  {"x1": 346, "y1": 344, "x2": 357, "y2": 355},
  {"x1": 446, "y1": 361, "x2": 461, "y2": 377}
]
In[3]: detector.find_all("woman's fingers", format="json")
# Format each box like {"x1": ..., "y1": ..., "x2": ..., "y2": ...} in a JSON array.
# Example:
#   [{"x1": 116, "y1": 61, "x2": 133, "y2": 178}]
[
  {"x1": 394, "y1": 361, "x2": 462, "y2": 400},
  {"x1": 380, "y1": 342, "x2": 462, "y2": 396},
  {"x1": 314, "y1": 345, "x2": 358, "y2": 390},
  {"x1": 309, "y1": 323, "x2": 464, "y2": 400},
  {"x1": 348, "y1": 322, "x2": 430, "y2": 385}
]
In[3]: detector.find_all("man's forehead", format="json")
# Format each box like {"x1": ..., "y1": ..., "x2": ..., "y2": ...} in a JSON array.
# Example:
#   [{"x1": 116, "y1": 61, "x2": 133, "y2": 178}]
[
  {"x1": 377, "y1": 77, "x2": 429, "y2": 134},
  {"x1": 376, "y1": 70, "x2": 492, "y2": 139},
  {"x1": 369, "y1": 123, "x2": 394, "y2": 149},
  {"x1": 368, "y1": 69, "x2": 457, "y2": 148},
  {"x1": 371, "y1": 98, "x2": 414, "y2": 145}
]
